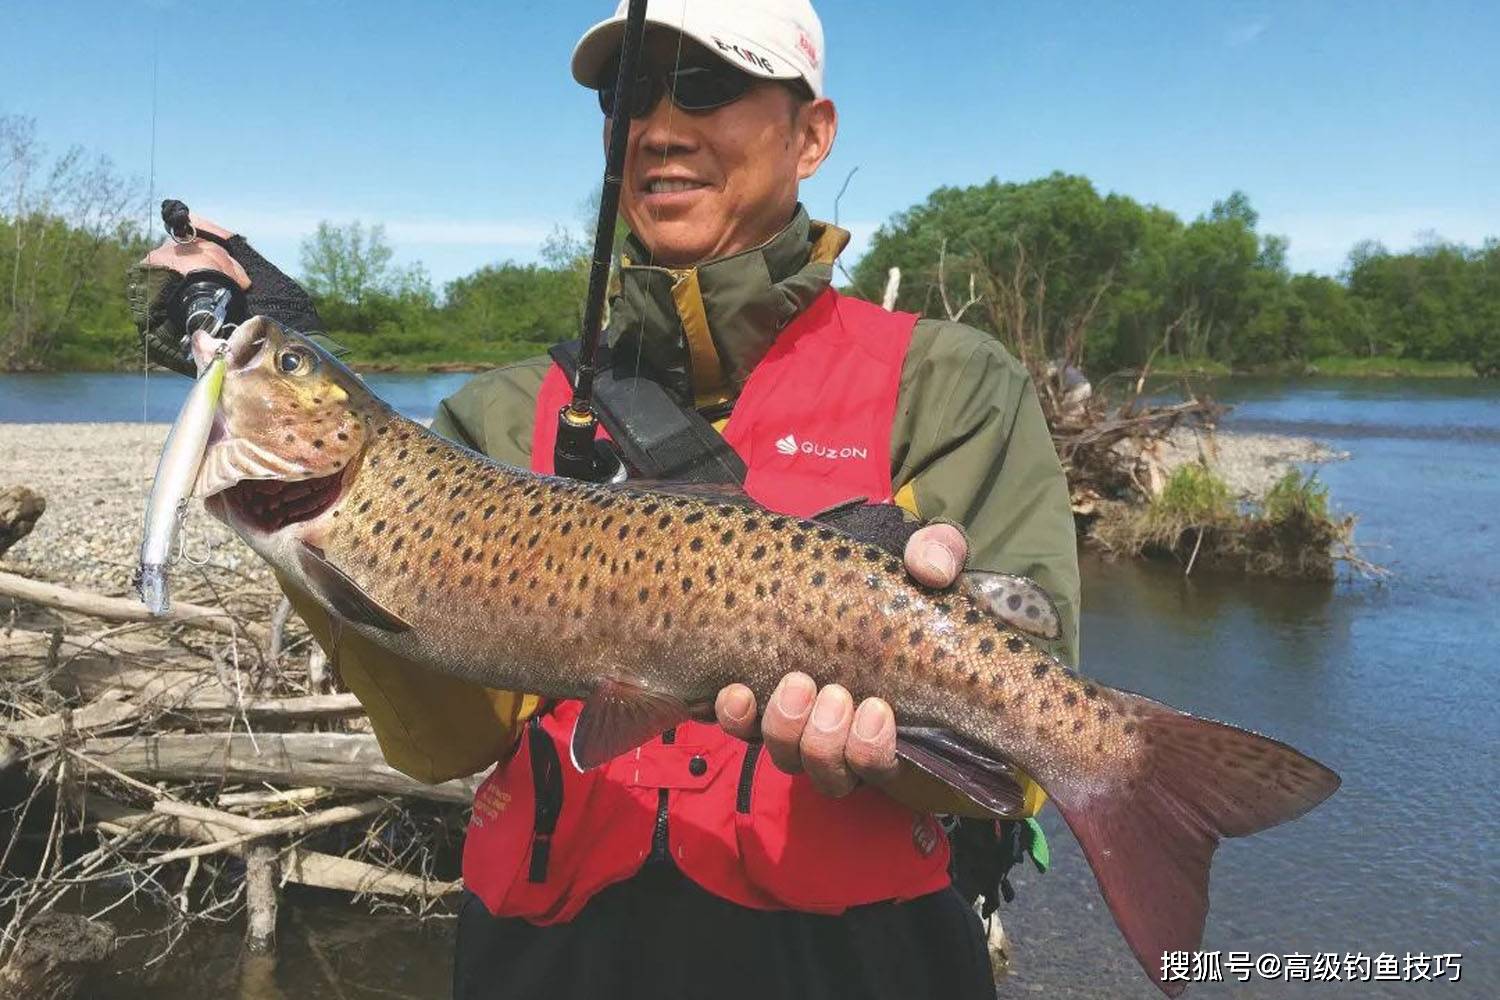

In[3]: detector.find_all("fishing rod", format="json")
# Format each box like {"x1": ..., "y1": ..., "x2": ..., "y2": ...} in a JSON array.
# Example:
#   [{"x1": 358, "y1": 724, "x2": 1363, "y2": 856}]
[{"x1": 553, "y1": 0, "x2": 651, "y2": 483}]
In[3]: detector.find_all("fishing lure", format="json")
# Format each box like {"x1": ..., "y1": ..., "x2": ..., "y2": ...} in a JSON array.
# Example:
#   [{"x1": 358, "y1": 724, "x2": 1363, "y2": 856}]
[{"x1": 134, "y1": 347, "x2": 227, "y2": 614}]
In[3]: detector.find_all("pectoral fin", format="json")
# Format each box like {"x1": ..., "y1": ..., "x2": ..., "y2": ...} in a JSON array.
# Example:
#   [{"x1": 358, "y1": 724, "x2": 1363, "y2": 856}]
[
  {"x1": 297, "y1": 541, "x2": 412, "y2": 633},
  {"x1": 570, "y1": 676, "x2": 695, "y2": 771},
  {"x1": 896, "y1": 726, "x2": 1028, "y2": 817},
  {"x1": 965, "y1": 571, "x2": 1063, "y2": 641}
]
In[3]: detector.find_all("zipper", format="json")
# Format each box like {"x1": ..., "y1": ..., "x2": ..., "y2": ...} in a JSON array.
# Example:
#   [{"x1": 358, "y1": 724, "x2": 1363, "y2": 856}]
[
  {"x1": 736, "y1": 743, "x2": 762, "y2": 814},
  {"x1": 646, "y1": 727, "x2": 675, "y2": 864},
  {"x1": 526, "y1": 716, "x2": 563, "y2": 883}
]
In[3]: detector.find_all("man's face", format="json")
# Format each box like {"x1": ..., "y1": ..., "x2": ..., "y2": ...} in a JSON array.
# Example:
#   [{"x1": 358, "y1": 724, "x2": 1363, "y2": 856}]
[{"x1": 606, "y1": 33, "x2": 836, "y2": 268}]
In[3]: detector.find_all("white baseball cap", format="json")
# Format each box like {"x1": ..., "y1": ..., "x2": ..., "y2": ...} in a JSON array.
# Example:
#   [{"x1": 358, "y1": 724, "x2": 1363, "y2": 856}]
[{"x1": 571, "y1": 0, "x2": 826, "y2": 99}]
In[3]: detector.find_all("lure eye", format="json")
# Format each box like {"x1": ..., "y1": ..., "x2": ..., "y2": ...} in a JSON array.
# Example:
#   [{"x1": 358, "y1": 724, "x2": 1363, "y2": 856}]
[{"x1": 277, "y1": 349, "x2": 310, "y2": 375}]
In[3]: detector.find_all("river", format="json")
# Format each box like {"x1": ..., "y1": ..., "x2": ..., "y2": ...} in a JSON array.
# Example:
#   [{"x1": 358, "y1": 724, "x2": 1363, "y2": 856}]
[{"x1": 3, "y1": 374, "x2": 1496, "y2": 997}]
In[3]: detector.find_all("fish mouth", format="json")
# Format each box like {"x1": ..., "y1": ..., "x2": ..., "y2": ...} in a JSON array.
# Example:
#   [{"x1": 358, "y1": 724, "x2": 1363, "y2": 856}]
[{"x1": 217, "y1": 468, "x2": 348, "y2": 534}]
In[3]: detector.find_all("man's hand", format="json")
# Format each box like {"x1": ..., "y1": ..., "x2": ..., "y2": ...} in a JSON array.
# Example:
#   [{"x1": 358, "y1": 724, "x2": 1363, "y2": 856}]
[{"x1": 714, "y1": 522, "x2": 967, "y2": 796}]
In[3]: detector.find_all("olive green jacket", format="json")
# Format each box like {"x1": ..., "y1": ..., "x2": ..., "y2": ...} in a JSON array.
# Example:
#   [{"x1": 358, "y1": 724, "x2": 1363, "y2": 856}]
[{"x1": 321, "y1": 206, "x2": 1079, "y2": 794}]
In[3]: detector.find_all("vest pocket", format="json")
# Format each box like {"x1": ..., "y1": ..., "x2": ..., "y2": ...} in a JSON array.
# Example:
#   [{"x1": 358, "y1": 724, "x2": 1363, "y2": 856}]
[{"x1": 733, "y1": 757, "x2": 952, "y2": 912}]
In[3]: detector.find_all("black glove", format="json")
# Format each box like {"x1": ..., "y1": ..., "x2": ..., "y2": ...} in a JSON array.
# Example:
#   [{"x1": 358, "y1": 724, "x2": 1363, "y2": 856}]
[{"x1": 131, "y1": 199, "x2": 326, "y2": 376}]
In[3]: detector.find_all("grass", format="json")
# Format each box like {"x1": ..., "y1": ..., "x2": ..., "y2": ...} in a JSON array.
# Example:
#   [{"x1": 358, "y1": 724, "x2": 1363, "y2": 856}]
[
  {"x1": 1300, "y1": 356, "x2": 1476, "y2": 378},
  {"x1": 1090, "y1": 465, "x2": 1353, "y2": 579}
]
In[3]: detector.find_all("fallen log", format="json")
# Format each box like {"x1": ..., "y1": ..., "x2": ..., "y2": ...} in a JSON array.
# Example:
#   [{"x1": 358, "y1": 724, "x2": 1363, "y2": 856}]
[
  {"x1": 77, "y1": 733, "x2": 484, "y2": 804},
  {"x1": 281, "y1": 848, "x2": 462, "y2": 899},
  {"x1": 3, "y1": 699, "x2": 142, "y2": 740},
  {"x1": 0, "y1": 571, "x2": 259, "y2": 640}
]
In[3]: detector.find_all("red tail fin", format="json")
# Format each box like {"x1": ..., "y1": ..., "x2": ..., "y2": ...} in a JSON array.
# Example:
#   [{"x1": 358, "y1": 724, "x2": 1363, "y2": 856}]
[{"x1": 1046, "y1": 694, "x2": 1340, "y2": 997}]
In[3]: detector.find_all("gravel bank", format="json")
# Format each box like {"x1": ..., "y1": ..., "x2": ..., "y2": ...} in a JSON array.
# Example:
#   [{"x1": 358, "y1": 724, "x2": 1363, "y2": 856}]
[
  {"x1": 0, "y1": 423, "x2": 268, "y2": 594},
  {"x1": 1158, "y1": 426, "x2": 1348, "y2": 498},
  {"x1": 1, "y1": 422, "x2": 1348, "y2": 589}
]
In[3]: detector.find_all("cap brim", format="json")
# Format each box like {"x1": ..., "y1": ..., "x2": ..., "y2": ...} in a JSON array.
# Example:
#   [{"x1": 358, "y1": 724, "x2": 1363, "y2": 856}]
[{"x1": 571, "y1": 14, "x2": 803, "y2": 90}]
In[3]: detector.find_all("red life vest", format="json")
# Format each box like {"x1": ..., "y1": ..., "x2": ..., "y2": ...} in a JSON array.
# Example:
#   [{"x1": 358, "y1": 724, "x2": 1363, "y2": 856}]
[{"x1": 462, "y1": 288, "x2": 950, "y2": 922}]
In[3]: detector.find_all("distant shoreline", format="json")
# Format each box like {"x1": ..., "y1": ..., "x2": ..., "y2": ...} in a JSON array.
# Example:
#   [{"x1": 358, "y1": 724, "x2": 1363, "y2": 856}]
[{"x1": 5, "y1": 355, "x2": 1482, "y2": 378}]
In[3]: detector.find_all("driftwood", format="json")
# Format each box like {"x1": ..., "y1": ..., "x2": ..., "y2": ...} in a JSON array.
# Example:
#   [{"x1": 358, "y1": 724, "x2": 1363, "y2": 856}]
[
  {"x1": 0, "y1": 571, "x2": 256, "y2": 640},
  {"x1": 81, "y1": 793, "x2": 461, "y2": 899},
  {"x1": 76, "y1": 733, "x2": 484, "y2": 804}
]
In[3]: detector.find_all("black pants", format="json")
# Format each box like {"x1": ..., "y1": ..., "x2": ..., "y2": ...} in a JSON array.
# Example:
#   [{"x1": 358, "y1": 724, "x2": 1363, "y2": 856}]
[{"x1": 453, "y1": 863, "x2": 993, "y2": 1000}]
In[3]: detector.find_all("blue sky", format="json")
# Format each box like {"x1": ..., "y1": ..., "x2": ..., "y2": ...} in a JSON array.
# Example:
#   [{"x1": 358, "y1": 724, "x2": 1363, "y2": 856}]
[{"x1": 4, "y1": 1, "x2": 1497, "y2": 288}]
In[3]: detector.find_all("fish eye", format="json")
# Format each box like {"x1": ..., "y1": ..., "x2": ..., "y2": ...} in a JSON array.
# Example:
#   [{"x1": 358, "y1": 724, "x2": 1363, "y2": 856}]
[{"x1": 277, "y1": 349, "x2": 311, "y2": 375}]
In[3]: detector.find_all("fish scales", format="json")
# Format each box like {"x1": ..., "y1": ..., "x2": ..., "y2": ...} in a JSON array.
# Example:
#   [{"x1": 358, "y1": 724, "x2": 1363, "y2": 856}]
[
  {"x1": 315, "y1": 407, "x2": 1138, "y2": 785},
  {"x1": 181, "y1": 317, "x2": 1339, "y2": 998}
]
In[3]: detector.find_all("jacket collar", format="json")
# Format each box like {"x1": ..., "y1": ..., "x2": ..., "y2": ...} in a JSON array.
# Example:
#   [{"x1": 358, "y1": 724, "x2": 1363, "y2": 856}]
[{"x1": 608, "y1": 205, "x2": 850, "y2": 408}]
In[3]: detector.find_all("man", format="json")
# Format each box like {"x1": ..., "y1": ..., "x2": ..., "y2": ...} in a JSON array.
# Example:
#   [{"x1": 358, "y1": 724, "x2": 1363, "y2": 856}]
[{"x1": 136, "y1": 2, "x2": 1079, "y2": 996}]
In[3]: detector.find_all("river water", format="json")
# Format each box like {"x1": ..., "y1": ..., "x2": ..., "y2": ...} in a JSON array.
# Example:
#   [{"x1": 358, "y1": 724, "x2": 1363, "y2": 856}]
[{"x1": 3, "y1": 374, "x2": 1496, "y2": 997}]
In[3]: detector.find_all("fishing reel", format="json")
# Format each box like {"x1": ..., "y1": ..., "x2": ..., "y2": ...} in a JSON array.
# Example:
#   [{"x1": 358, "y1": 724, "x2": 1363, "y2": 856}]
[{"x1": 168, "y1": 272, "x2": 246, "y2": 347}]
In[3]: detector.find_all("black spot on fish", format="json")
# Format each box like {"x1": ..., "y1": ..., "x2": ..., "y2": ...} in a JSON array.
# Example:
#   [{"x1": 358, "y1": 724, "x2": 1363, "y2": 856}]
[
  {"x1": 658, "y1": 515, "x2": 672, "y2": 530},
  {"x1": 706, "y1": 566, "x2": 717, "y2": 583},
  {"x1": 743, "y1": 518, "x2": 760, "y2": 532},
  {"x1": 751, "y1": 545, "x2": 766, "y2": 560},
  {"x1": 832, "y1": 546, "x2": 851, "y2": 561},
  {"x1": 790, "y1": 535, "x2": 807, "y2": 552},
  {"x1": 426, "y1": 469, "x2": 440, "y2": 481},
  {"x1": 978, "y1": 638, "x2": 995, "y2": 655},
  {"x1": 1006, "y1": 594, "x2": 1023, "y2": 611},
  {"x1": 1063, "y1": 691, "x2": 1077, "y2": 706},
  {"x1": 337, "y1": 431, "x2": 348, "y2": 442},
  {"x1": 964, "y1": 609, "x2": 982, "y2": 625},
  {"x1": 377, "y1": 426, "x2": 389, "y2": 436},
  {"x1": 421, "y1": 526, "x2": 433, "y2": 541},
  {"x1": 637, "y1": 587, "x2": 649, "y2": 604},
  {"x1": 836, "y1": 636, "x2": 848, "y2": 652},
  {"x1": 425, "y1": 445, "x2": 437, "y2": 454},
  {"x1": 560, "y1": 522, "x2": 572, "y2": 536},
  {"x1": 1005, "y1": 636, "x2": 1026, "y2": 654},
  {"x1": 547, "y1": 594, "x2": 557, "y2": 608},
  {"x1": 392, "y1": 475, "x2": 407, "y2": 488},
  {"x1": 755, "y1": 583, "x2": 767, "y2": 599},
  {"x1": 908, "y1": 628, "x2": 923, "y2": 646},
  {"x1": 462, "y1": 573, "x2": 473, "y2": 587},
  {"x1": 284, "y1": 433, "x2": 294, "y2": 444},
  {"x1": 529, "y1": 502, "x2": 544, "y2": 516},
  {"x1": 690, "y1": 537, "x2": 704, "y2": 552},
  {"x1": 1123, "y1": 722, "x2": 1136, "y2": 735},
  {"x1": 551, "y1": 501, "x2": 563, "y2": 515},
  {"x1": 681, "y1": 578, "x2": 693, "y2": 593},
  {"x1": 642, "y1": 503, "x2": 660, "y2": 515},
  {"x1": 527, "y1": 532, "x2": 540, "y2": 548},
  {"x1": 428, "y1": 551, "x2": 440, "y2": 567},
  {"x1": 1097, "y1": 707, "x2": 1111, "y2": 722},
  {"x1": 769, "y1": 580, "x2": 782, "y2": 596},
  {"x1": 863, "y1": 547, "x2": 881, "y2": 563},
  {"x1": 661, "y1": 611, "x2": 673, "y2": 629},
  {"x1": 508, "y1": 569, "x2": 520, "y2": 584},
  {"x1": 720, "y1": 529, "x2": 735, "y2": 545},
  {"x1": 391, "y1": 536, "x2": 404, "y2": 553},
  {"x1": 891, "y1": 594, "x2": 909, "y2": 610},
  {"x1": 398, "y1": 449, "x2": 408, "y2": 460},
  {"x1": 811, "y1": 571, "x2": 826, "y2": 587},
  {"x1": 484, "y1": 505, "x2": 497, "y2": 520},
  {"x1": 372, "y1": 519, "x2": 386, "y2": 535},
  {"x1": 1032, "y1": 662, "x2": 1049, "y2": 678},
  {"x1": 724, "y1": 593, "x2": 736, "y2": 609},
  {"x1": 684, "y1": 511, "x2": 704, "y2": 524}
]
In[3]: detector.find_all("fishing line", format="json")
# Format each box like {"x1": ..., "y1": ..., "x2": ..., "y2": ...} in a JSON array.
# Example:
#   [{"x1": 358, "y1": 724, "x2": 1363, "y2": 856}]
[{"x1": 140, "y1": 23, "x2": 159, "y2": 482}]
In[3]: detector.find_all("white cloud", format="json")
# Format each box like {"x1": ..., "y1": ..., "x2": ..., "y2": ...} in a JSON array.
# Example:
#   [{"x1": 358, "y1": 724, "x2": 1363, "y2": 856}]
[{"x1": 1263, "y1": 207, "x2": 1500, "y2": 274}]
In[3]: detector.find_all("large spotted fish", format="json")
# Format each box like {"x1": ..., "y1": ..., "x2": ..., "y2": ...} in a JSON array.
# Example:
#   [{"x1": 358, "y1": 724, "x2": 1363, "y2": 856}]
[{"x1": 179, "y1": 317, "x2": 1338, "y2": 996}]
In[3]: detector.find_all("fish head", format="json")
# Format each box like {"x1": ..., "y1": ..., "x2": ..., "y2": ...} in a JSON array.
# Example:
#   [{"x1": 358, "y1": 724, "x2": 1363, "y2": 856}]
[{"x1": 195, "y1": 316, "x2": 377, "y2": 545}]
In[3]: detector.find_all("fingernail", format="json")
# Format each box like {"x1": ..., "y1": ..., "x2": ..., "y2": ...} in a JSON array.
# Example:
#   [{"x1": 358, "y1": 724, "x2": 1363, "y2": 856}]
[
  {"x1": 810, "y1": 692, "x2": 848, "y2": 732},
  {"x1": 776, "y1": 678, "x2": 813, "y2": 718},
  {"x1": 923, "y1": 541, "x2": 957, "y2": 580},
  {"x1": 722, "y1": 687, "x2": 753, "y2": 722},
  {"x1": 853, "y1": 701, "x2": 887, "y2": 741}
]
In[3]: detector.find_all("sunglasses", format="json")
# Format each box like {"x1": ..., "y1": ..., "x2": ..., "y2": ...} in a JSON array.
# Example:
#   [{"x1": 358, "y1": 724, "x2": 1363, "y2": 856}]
[{"x1": 596, "y1": 57, "x2": 754, "y2": 119}]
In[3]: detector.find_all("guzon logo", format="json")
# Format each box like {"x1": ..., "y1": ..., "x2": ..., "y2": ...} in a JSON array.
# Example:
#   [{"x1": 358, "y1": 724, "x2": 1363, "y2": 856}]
[{"x1": 774, "y1": 434, "x2": 867, "y2": 461}]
